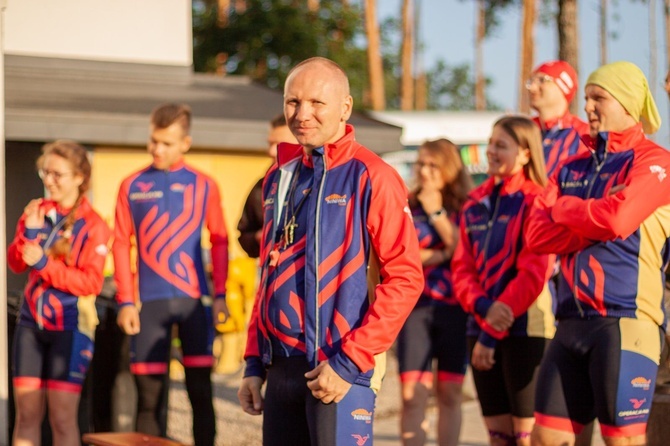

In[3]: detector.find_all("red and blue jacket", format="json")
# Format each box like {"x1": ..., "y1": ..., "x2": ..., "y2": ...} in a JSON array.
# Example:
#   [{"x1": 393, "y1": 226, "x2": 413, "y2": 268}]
[
  {"x1": 244, "y1": 125, "x2": 424, "y2": 389},
  {"x1": 452, "y1": 171, "x2": 555, "y2": 348},
  {"x1": 8, "y1": 197, "x2": 111, "y2": 334},
  {"x1": 534, "y1": 112, "x2": 589, "y2": 176},
  {"x1": 411, "y1": 202, "x2": 459, "y2": 306},
  {"x1": 113, "y1": 160, "x2": 229, "y2": 306},
  {"x1": 526, "y1": 124, "x2": 670, "y2": 327}
]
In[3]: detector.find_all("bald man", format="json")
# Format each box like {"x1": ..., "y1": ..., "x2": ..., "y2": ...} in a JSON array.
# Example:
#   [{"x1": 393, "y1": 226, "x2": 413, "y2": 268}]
[{"x1": 238, "y1": 57, "x2": 423, "y2": 445}]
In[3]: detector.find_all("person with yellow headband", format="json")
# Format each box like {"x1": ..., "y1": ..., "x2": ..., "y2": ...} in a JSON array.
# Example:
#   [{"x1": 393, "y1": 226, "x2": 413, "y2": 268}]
[{"x1": 525, "y1": 61, "x2": 670, "y2": 446}]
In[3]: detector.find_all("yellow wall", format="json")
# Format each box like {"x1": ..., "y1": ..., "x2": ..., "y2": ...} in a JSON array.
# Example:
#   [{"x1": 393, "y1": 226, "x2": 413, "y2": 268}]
[{"x1": 90, "y1": 146, "x2": 272, "y2": 260}]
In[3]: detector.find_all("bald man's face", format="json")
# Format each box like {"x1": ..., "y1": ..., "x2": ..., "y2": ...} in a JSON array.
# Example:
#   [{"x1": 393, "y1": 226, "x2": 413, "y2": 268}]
[{"x1": 283, "y1": 63, "x2": 353, "y2": 151}]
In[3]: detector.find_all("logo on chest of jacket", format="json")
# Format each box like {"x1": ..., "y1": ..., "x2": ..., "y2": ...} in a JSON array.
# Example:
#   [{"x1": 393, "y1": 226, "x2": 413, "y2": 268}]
[
  {"x1": 130, "y1": 182, "x2": 163, "y2": 201},
  {"x1": 325, "y1": 193, "x2": 347, "y2": 206},
  {"x1": 170, "y1": 183, "x2": 186, "y2": 193}
]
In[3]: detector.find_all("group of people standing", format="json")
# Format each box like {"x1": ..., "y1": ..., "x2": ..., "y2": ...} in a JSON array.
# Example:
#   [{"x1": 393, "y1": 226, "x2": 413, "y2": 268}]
[{"x1": 6, "y1": 54, "x2": 670, "y2": 446}]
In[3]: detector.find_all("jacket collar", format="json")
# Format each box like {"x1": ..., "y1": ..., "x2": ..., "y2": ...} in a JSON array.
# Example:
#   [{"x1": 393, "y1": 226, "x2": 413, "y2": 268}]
[
  {"x1": 148, "y1": 158, "x2": 186, "y2": 173},
  {"x1": 581, "y1": 123, "x2": 646, "y2": 155},
  {"x1": 43, "y1": 195, "x2": 93, "y2": 219},
  {"x1": 533, "y1": 110, "x2": 575, "y2": 131},
  {"x1": 469, "y1": 170, "x2": 528, "y2": 202}
]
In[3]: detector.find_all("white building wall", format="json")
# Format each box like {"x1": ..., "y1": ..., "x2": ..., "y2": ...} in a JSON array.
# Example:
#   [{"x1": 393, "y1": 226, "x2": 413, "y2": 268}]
[{"x1": 4, "y1": 0, "x2": 192, "y2": 66}]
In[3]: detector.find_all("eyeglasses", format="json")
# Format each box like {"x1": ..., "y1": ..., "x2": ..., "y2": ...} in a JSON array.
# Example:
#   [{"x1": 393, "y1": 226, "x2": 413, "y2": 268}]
[
  {"x1": 38, "y1": 169, "x2": 73, "y2": 182},
  {"x1": 525, "y1": 74, "x2": 554, "y2": 89},
  {"x1": 414, "y1": 161, "x2": 440, "y2": 170}
]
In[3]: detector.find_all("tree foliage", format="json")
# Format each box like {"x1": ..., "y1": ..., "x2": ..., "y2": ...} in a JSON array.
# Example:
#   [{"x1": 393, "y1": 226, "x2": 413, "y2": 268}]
[
  {"x1": 193, "y1": 0, "x2": 498, "y2": 111},
  {"x1": 193, "y1": 0, "x2": 367, "y2": 99}
]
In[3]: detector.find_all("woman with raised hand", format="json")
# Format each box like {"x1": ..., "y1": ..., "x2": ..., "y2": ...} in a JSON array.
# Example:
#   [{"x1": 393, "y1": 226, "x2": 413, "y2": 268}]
[{"x1": 8, "y1": 140, "x2": 111, "y2": 446}]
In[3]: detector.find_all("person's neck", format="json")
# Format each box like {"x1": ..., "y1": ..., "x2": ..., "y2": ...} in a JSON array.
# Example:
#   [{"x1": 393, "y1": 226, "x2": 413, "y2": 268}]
[
  {"x1": 537, "y1": 104, "x2": 568, "y2": 124},
  {"x1": 57, "y1": 196, "x2": 78, "y2": 211}
]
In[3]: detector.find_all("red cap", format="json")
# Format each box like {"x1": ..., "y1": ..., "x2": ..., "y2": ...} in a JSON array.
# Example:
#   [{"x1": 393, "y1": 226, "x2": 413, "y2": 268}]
[{"x1": 533, "y1": 60, "x2": 578, "y2": 103}]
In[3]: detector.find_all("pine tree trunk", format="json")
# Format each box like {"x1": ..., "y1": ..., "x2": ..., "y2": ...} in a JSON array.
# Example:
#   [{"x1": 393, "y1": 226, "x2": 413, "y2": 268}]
[
  {"x1": 518, "y1": 0, "x2": 536, "y2": 114},
  {"x1": 308, "y1": 0, "x2": 319, "y2": 11},
  {"x1": 364, "y1": 0, "x2": 385, "y2": 110},
  {"x1": 400, "y1": 0, "x2": 414, "y2": 110},
  {"x1": 558, "y1": 0, "x2": 579, "y2": 114},
  {"x1": 217, "y1": 0, "x2": 230, "y2": 27}
]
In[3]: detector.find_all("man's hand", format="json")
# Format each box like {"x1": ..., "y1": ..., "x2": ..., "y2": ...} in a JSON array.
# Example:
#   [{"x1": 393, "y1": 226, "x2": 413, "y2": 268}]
[
  {"x1": 305, "y1": 360, "x2": 352, "y2": 404},
  {"x1": 212, "y1": 298, "x2": 230, "y2": 327},
  {"x1": 24, "y1": 199, "x2": 45, "y2": 229},
  {"x1": 238, "y1": 376, "x2": 264, "y2": 415},
  {"x1": 22, "y1": 243, "x2": 44, "y2": 266},
  {"x1": 485, "y1": 301, "x2": 514, "y2": 332},
  {"x1": 117, "y1": 305, "x2": 141, "y2": 335},
  {"x1": 471, "y1": 341, "x2": 495, "y2": 371}
]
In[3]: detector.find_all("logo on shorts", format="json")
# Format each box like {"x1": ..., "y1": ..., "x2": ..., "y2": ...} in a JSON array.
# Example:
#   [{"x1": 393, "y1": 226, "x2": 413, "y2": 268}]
[
  {"x1": 325, "y1": 193, "x2": 347, "y2": 206},
  {"x1": 351, "y1": 434, "x2": 370, "y2": 445},
  {"x1": 631, "y1": 376, "x2": 651, "y2": 391},
  {"x1": 630, "y1": 398, "x2": 646, "y2": 410},
  {"x1": 351, "y1": 408, "x2": 372, "y2": 424}
]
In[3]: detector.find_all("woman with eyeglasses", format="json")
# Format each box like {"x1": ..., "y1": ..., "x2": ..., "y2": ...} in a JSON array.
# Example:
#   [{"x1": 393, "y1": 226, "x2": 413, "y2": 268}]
[
  {"x1": 397, "y1": 139, "x2": 474, "y2": 446},
  {"x1": 452, "y1": 116, "x2": 555, "y2": 446},
  {"x1": 8, "y1": 140, "x2": 111, "y2": 446}
]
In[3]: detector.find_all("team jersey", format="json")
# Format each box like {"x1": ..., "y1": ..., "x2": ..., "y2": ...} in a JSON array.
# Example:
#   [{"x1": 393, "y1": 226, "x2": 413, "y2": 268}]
[
  {"x1": 244, "y1": 125, "x2": 424, "y2": 389},
  {"x1": 410, "y1": 202, "x2": 459, "y2": 306},
  {"x1": 113, "y1": 160, "x2": 228, "y2": 306},
  {"x1": 526, "y1": 124, "x2": 670, "y2": 328},
  {"x1": 453, "y1": 171, "x2": 555, "y2": 348},
  {"x1": 534, "y1": 112, "x2": 589, "y2": 176},
  {"x1": 8, "y1": 197, "x2": 111, "y2": 334}
]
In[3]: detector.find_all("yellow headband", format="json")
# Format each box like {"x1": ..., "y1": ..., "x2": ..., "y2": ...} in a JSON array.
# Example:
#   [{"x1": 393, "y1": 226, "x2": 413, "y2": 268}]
[{"x1": 586, "y1": 61, "x2": 661, "y2": 134}]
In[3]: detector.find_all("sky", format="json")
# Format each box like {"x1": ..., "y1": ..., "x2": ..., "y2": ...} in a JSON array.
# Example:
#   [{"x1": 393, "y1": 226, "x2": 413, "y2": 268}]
[{"x1": 376, "y1": 0, "x2": 670, "y2": 146}]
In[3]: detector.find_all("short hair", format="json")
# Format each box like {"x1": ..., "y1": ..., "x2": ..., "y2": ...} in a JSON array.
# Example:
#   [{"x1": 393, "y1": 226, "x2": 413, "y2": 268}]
[
  {"x1": 150, "y1": 103, "x2": 192, "y2": 134},
  {"x1": 270, "y1": 114, "x2": 287, "y2": 128}
]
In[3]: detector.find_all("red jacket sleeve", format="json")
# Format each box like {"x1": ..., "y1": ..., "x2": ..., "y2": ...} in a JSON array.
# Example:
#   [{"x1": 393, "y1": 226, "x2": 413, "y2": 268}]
[
  {"x1": 335, "y1": 163, "x2": 424, "y2": 375},
  {"x1": 525, "y1": 175, "x2": 593, "y2": 254},
  {"x1": 37, "y1": 213, "x2": 111, "y2": 296},
  {"x1": 113, "y1": 180, "x2": 136, "y2": 306},
  {"x1": 452, "y1": 211, "x2": 489, "y2": 314},
  {"x1": 205, "y1": 177, "x2": 229, "y2": 299},
  {"x1": 551, "y1": 150, "x2": 670, "y2": 241}
]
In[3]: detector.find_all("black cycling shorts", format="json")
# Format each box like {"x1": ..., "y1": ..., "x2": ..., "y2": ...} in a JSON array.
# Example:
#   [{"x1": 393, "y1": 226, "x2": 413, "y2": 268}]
[{"x1": 534, "y1": 318, "x2": 661, "y2": 438}]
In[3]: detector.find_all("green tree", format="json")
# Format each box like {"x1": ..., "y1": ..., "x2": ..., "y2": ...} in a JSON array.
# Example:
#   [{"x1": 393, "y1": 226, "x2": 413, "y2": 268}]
[
  {"x1": 193, "y1": 0, "x2": 368, "y2": 105},
  {"x1": 427, "y1": 60, "x2": 500, "y2": 110}
]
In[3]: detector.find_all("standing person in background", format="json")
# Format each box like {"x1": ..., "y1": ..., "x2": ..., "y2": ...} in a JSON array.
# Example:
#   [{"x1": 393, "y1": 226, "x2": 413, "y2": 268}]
[
  {"x1": 527, "y1": 61, "x2": 668, "y2": 446},
  {"x1": 398, "y1": 139, "x2": 474, "y2": 446},
  {"x1": 527, "y1": 60, "x2": 589, "y2": 177},
  {"x1": 9, "y1": 140, "x2": 111, "y2": 446},
  {"x1": 237, "y1": 57, "x2": 424, "y2": 446},
  {"x1": 237, "y1": 114, "x2": 298, "y2": 258},
  {"x1": 452, "y1": 116, "x2": 555, "y2": 446},
  {"x1": 113, "y1": 103, "x2": 229, "y2": 446}
]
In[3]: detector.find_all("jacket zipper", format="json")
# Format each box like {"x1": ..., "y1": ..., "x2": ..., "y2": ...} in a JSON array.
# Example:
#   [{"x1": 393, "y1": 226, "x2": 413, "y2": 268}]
[
  {"x1": 313, "y1": 155, "x2": 327, "y2": 366},
  {"x1": 572, "y1": 150, "x2": 608, "y2": 318},
  {"x1": 481, "y1": 186, "x2": 502, "y2": 289}
]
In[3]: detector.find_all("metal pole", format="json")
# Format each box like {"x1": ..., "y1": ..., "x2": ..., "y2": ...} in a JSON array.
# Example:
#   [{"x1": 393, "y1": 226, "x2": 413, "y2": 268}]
[{"x1": 0, "y1": 0, "x2": 9, "y2": 444}]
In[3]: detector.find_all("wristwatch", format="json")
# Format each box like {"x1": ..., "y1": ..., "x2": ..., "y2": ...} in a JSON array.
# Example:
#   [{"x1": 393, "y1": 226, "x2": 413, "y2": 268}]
[{"x1": 428, "y1": 208, "x2": 446, "y2": 223}]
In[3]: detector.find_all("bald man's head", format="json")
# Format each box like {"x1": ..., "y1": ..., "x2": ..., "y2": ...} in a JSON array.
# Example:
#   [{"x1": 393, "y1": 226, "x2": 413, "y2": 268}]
[{"x1": 283, "y1": 57, "x2": 354, "y2": 152}]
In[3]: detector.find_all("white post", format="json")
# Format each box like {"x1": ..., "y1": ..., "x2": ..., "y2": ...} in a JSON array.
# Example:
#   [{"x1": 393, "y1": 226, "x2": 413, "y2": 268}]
[{"x1": 0, "y1": 0, "x2": 9, "y2": 444}]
